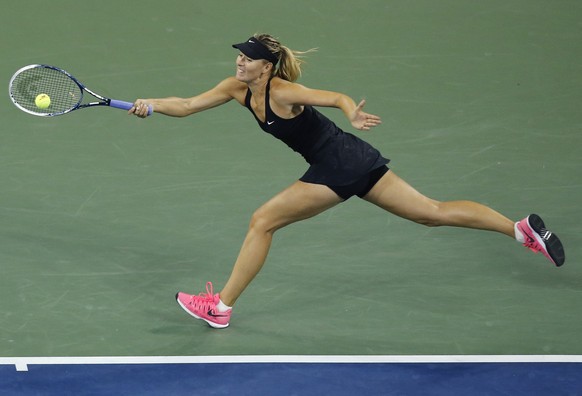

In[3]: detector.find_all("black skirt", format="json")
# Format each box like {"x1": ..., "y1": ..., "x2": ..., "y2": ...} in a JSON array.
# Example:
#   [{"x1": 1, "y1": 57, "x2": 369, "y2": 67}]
[{"x1": 300, "y1": 131, "x2": 389, "y2": 186}]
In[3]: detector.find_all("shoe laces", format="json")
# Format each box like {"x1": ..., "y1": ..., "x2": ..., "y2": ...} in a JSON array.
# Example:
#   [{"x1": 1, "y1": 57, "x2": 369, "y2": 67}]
[
  {"x1": 523, "y1": 237, "x2": 542, "y2": 253},
  {"x1": 190, "y1": 282, "x2": 217, "y2": 310},
  {"x1": 522, "y1": 228, "x2": 551, "y2": 254}
]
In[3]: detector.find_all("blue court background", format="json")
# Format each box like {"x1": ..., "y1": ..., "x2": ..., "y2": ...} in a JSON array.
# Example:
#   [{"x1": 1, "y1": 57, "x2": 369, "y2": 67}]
[{"x1": 2, "y1": 361, "x2": 582, "y2": 395}]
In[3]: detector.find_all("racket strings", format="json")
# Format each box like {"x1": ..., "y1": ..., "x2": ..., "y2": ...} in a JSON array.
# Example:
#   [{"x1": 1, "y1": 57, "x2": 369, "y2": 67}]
[{"x1": 10, "y1": 67, "x2": 82, "y2": 115}]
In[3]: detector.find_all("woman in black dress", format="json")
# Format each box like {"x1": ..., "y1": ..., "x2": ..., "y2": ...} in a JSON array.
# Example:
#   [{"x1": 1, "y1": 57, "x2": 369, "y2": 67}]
[{"x1": 131, "y1": 34, "x2": 565, "y2": 328}]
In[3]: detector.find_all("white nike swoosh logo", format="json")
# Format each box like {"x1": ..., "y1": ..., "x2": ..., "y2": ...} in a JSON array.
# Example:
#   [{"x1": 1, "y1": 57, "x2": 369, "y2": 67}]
[{"x1": 267, "y1": 121, "x2": 275, "y2": 125}]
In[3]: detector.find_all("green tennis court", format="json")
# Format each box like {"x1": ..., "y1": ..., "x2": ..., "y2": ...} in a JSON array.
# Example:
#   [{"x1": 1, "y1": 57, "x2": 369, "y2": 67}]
[{"x1": 1, "y1": 0, "x2": 580, "y2": 363}]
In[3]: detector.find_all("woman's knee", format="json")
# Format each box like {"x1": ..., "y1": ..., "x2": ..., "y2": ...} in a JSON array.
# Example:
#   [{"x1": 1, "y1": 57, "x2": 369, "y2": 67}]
[{"x1": 249, "y1": 207, "x2": 280, "y2": 235}]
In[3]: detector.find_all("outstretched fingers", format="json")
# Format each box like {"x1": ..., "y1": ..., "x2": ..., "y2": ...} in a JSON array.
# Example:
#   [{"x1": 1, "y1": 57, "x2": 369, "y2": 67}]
[{"x1": 353, "y1": 99, "x2": 382, "y2": 131}]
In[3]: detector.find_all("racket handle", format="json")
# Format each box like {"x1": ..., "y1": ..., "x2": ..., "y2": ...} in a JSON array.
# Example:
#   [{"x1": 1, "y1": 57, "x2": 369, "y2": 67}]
[{"x1": 110, "y1": 99, "x2": 153, "y2": 116}]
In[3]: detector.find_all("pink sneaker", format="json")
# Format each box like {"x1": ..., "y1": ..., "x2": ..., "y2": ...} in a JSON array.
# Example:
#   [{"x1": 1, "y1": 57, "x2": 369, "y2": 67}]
[
  {"x1": 176, "y1": 282, "x2": 231, "y2": 329},
  {"x1": 517, "y1": 214, "x2": 565, "y2": 267}
]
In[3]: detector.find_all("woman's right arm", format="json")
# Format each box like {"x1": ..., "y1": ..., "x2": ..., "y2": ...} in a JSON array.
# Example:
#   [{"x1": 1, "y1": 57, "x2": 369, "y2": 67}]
[{"x1": 130, "y1": 77, "x2": 243, "y2": 118}]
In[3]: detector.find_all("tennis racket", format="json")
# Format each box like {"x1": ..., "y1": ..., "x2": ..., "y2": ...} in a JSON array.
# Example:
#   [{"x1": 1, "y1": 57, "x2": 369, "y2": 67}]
[{"x1": 8, "y1": 64, "x2": 152, "y2": 117}]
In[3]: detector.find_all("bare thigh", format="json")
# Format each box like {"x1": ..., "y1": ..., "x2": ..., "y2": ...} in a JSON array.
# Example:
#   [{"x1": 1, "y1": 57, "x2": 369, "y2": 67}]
[
  {"x1": 362, "y1": 170, "x2": 440, "y2": 223},
  {"x1": 253, "y1": 180, "x2": 344, "y2": 233}
]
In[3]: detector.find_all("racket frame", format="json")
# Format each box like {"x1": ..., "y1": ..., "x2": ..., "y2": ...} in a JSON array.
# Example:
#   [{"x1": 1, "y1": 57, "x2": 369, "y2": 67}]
[{"x1": 8, "y1": 64, "x2": 147, "y2": 117}]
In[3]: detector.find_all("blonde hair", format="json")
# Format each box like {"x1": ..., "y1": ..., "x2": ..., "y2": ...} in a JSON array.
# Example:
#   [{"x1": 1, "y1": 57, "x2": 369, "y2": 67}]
[{"x1": 254, "y1": 33, "x2": 315, "y2": 82}]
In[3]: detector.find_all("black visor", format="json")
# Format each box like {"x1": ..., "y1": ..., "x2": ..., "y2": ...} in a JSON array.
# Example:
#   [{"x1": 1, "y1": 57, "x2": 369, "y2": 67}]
[{"x1": 232, "y1": 37, "x2": 278, "y2": 65}]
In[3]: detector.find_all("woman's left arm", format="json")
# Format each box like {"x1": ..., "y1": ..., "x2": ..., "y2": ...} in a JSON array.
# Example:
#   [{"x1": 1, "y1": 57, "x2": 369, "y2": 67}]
[{"x1": 271, "y1": 80, "x2": 382, "y2": 131}]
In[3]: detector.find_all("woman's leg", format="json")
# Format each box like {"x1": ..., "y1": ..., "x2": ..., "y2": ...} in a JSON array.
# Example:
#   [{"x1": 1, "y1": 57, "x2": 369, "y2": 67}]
[
  {"x1": 361, "y1": 169, "x2": 565, "y2": 267},
  {"x1": 219, "y1": 181, "x2": 344, "y2": 306},
  {"x1": 362, "y1": 170, "x2": 515, "y2": 236}
]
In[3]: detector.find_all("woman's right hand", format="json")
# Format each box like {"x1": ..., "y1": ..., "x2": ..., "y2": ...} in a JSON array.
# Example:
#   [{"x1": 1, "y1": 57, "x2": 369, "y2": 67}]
[{"x1": 129, "y1": 99, "x2": 153, "y2": 118}]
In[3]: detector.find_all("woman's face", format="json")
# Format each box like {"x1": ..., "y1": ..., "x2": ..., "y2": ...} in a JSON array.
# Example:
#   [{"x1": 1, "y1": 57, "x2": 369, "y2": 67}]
[{"x1": 235, "y1": 53, "x2": 270, "y2": 82}]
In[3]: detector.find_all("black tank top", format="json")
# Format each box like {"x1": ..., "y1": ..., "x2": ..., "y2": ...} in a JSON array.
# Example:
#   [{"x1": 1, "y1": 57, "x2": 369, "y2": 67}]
[
  {"x1": 244, "y1": 79, "x2": 389, "y2": 185},
  {"x1": 244, "y1": 79, "x2": 336, "y2": 164}
]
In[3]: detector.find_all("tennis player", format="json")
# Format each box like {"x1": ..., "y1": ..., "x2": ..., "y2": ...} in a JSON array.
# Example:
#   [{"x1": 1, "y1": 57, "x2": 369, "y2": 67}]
[{"x1": 130, "y1": 34, "x2": 565, "y2": 329}]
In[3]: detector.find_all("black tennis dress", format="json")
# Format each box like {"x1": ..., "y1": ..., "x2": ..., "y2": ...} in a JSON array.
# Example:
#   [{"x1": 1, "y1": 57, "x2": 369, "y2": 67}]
[{"x1": 244, "y1": 79, "x2": 389, "y2": 187}]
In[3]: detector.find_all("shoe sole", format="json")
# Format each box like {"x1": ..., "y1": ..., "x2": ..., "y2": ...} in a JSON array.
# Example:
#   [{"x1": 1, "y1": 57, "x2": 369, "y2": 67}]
[
  {"x1": 528, "y1": 214, "x2": 565, "y2": 267},
  {"x1": 175, "y1": 293, "x2": 229, "y2": 329}
]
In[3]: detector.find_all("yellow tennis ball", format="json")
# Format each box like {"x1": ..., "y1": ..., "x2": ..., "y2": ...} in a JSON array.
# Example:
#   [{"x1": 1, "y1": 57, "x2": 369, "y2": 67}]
[{"x1": 35, "y1": 93, "x2": 51, "y2": 109}]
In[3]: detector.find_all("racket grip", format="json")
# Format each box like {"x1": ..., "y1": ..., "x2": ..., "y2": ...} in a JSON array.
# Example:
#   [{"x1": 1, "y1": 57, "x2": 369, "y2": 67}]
[{"x1": 110, "y1": 99, "x2": 153, "y2": 116}]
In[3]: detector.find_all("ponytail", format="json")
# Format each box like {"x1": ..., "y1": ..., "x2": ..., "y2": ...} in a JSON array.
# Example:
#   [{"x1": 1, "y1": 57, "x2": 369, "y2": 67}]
[{"x1": 254, "y1": 33, "x2": 316, "y2": 82}]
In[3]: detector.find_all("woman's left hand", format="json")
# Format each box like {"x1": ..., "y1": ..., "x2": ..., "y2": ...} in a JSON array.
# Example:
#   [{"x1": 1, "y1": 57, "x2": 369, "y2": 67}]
[{"x1": 350, "y1": 100, "x2": 382, "y2": 131}]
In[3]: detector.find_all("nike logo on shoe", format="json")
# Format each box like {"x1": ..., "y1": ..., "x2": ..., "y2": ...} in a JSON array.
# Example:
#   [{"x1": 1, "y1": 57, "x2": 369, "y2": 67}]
[
  {"x1": 518, "y1": 214, "x2": 565, "y2": 267},
  {"x1": 207, "y1": 310, "x2": 229, "y2": 318},
  {"x1": 524, "y1": 232, "x2": 535, "y2": 244}
]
